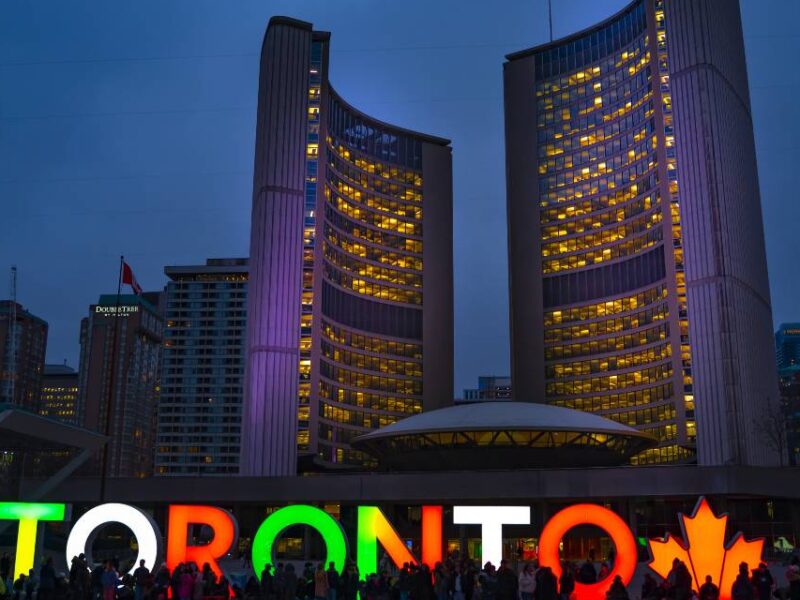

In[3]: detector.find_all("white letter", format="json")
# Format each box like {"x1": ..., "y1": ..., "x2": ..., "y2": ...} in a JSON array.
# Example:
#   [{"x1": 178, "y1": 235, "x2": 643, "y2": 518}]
[
  {"x1": 453, "y1": 506, "x2": 530, "y2": 567},
  {"x1": 66, "y1": 503, "x2": 161, "y2": 574}
]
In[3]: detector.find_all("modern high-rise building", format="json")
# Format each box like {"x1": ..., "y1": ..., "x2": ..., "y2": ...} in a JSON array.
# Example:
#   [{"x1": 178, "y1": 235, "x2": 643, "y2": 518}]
[
  {"x1": 78, "y1": 294, "x2": 163, "y2": 477},
  {"x1": 776, "y1": 324, "x2": 800, "y2": 466},
  {"x1": 242, "y1": 17, "x2": 453, "y2": 474},
  {"x1": 504, "y1": 0, "x2": 780, "y2": 465},
  {"x1": 462, "y1": 376, "x2": 512, "y2": 402},
  {"x1": 155, "y1": 258, "x2": 247, "y2": 476},
  {"x1": 776, "y1": 324, "x2": 800, "y2": 372},
  {"x1": 0, "y1": 300, "x2": 48, "y2": 412},
  {"x1": 39, "y1": 363, "x2": 79, "y2": 425}
]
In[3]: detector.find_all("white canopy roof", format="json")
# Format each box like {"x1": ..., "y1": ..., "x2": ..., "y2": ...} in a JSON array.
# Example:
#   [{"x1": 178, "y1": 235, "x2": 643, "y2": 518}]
[{"x1": 355, "y1": 401, "x2": 654, "y2": 442}]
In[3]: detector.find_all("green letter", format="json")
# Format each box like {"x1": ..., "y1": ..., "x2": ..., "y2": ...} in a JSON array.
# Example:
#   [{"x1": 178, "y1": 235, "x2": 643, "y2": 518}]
[{"x1": 251, "y1": 505, "x2": 347, "y2": 576}]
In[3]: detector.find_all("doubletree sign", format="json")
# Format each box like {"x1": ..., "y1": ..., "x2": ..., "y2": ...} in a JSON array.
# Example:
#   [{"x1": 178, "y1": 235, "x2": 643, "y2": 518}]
[
  {"x1": 94, "y1": 304, "x2": 140, "y2": 317},
  {"x1": 0, "y1": 498, "x2": 762, "y2": 600}
]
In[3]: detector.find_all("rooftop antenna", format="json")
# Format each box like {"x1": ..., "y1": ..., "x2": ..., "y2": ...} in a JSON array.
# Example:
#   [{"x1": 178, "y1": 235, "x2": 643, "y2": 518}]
[
  {"x1": 8, "y1": 266, "x2": 17, "y2": 404},
  {"x1": 548, "y1": 0, "x2": 554, "y2": 42}
]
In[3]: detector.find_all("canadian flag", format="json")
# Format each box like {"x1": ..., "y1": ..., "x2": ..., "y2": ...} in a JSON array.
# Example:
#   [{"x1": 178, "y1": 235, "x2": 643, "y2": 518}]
[{"x1": 122, "y1": 261, "x2": 142, "y2": 295}]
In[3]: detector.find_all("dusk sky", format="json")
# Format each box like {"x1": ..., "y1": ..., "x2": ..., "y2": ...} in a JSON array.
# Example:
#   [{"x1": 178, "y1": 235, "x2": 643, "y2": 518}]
[{"x1": 1, "y1": 0, "x2": 798, "y2": 396}]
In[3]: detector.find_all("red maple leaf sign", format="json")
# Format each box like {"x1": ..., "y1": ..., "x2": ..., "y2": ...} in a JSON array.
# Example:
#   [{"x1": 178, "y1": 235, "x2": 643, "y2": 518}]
[{"x1": 648, "y1": 497, "x2": 764, "y2": 600}]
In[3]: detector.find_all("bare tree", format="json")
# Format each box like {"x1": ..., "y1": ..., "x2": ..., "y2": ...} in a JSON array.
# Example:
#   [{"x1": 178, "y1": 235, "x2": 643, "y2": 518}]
[{"x1": 755, "y1": 398, "x2": 788, "y2": 466}]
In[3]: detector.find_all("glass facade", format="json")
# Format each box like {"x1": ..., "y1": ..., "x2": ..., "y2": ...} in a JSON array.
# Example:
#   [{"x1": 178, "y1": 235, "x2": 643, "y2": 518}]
[
  {"x1": 530, "y1": 0, "x2": 693, "y2": 463},
  {"x1": 298, "y1": 42, "x2": 323, "y2": 454},
  {"x1": 315, "y1": 91, "x2": 426, "y2": 466}
]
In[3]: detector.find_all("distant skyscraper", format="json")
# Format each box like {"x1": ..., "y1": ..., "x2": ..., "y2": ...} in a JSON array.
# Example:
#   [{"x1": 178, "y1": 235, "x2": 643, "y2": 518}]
[
  {"x1": 463, "y1": 376, "x2": 512, "y2": 402},
  {"x1": 78, "y1": 294, "x2": 163, "y2": 477},
  {"x1": 0, "y1": 300, "x2": 47, "y2": 412},
  {"x1": 776, "y1": 324, "x2": 800, "y2": 372},
  {"x1": 243, "y1": 17, "x2": 453, "y2": 474},
  {"x1": 776, "y1": 324, "x2": 800, "y2": 466},
  {"x1": 504, "y1": 0, "x2": 780, "y2": 465},
  {"x1": 40, "y1": 363, "x2": 79, "y2": 425},
  {"x1": 155, "y1": 258, "x2": 247, "y2": 476}
]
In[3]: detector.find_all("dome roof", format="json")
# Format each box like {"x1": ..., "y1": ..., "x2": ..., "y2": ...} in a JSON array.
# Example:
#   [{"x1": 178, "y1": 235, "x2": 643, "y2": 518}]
[
  {"x1": 351, "y1": 401, "x2": 657, "y2": 470},
  {"x1": 358, "y1": 401, "x2": 652, "y2": 439}
]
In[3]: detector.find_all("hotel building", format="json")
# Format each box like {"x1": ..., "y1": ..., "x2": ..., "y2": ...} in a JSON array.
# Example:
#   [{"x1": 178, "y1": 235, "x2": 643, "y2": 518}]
[
  {"x1": 242, "y1": 17, "x2": 453, "y2": 474},
  {"x1": 504, "y1": 0, "x2": 780, "y2": 464},
  {"x1": 78, "y1": 294, "x2": 163, "y2": 477},
  {"x1": 155, "y1": 258, "x2": 248, "y2": 476}
]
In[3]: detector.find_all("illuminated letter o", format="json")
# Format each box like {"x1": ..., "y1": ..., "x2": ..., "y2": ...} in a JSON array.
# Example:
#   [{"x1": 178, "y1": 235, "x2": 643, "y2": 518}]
[
  {"x1": 66, "y1": 503, "x2": 161, "y2": 574},
  {"x1": 538, "y1": 504, "x2": 637, "y2": 600},
  {"x1": 251, "y1": 505, "x2": 347, "y2": 575}
]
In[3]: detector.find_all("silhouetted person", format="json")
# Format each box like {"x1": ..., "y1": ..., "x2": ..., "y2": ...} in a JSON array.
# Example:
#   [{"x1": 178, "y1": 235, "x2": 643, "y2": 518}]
[
  {"x1": 559, "y1": 564, "x2": 575, "y2": 600},
  {"x1": 535, "y1": 567, "x2": 558, "y2": 600},
  {"x1": 261, "y1": 564, "x2": 274, "y2": 600},
  {"x1": 732, "y1": 563, "x2": 754, "y2": 600},
  {"x1": 39, "y1": 557, "x2": 57, "y2": 600},
  {"x1": 496, "y1": 561, "x2": 517, "y2": 600},
  {"x1": 577, "y1": 558, "x2": 596, "y2": 585},
  {"x1": 606, "y1": 576, "x2": 629, "y2": 600},
  {"x1": 641, "y1": 573, "x2": 659, "y2": 600},
  {"x1": 699, "y1": 575, "x2": 719, "y2": 600},
  {"x1": 133, "y1": 559, "x2": 150, "y2": 600},
  {"x1": 785, "y1": 558, "x2": 800, "y2": 600},
  {"x1": 0, "y1": 553, "x2": 11, "y2": 582},
  {"x1": 753, "y1": 563, "x2": 773, "y2": 600},
  {"x1": 326, "y1": 563, "x2": 339, "y2": 600}
]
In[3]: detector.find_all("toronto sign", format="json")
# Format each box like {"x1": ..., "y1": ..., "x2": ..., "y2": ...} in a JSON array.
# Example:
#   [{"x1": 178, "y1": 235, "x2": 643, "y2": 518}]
[{"x1": 0, "y1": 497, "x2": 763, "y2": 600}]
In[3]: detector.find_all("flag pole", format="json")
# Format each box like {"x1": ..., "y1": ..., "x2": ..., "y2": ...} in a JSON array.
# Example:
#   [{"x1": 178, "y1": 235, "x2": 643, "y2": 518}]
[{"x1": 99, "y1": 255, "x2": 124, "y2": 501}]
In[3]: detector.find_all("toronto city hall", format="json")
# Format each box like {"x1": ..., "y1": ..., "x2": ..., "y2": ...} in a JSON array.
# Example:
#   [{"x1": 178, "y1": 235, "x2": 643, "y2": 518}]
[{"x1": 3, "y1": 0, "x2": 800, "y2": 578}]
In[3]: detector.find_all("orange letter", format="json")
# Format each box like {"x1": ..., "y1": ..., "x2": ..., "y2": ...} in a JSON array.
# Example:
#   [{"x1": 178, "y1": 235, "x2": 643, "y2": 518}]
[
  {"x1": 421, "y1": 506, "x2": 443, "y2": 568},
  {"x1": 539, "y1": 504, "x2": 636, "y2": 600},
  {"x1": 167, "y1": 505, "x2": 238, "y2": 579}
]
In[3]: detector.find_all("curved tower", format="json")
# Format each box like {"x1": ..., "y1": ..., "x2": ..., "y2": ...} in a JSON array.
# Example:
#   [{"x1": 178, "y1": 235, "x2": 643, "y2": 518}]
[
  {"x1": 243, "y1": 17, "x2": 453, "y2": 475},
  {"x1": 505, "y1": 0, "x2": 780, "y2": 465}
]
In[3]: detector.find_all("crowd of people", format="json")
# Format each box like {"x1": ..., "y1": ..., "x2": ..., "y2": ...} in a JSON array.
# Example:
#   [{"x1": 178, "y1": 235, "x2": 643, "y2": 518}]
[
  {"x1": 638, "y1": 558, "x2": 800, "y2": 600},
  {"x1": 0, "y1": 555, "x2": 233, "y2": 600},
  {"x1": 0, "y1": 551, "x2": 799, "y2": 600}
]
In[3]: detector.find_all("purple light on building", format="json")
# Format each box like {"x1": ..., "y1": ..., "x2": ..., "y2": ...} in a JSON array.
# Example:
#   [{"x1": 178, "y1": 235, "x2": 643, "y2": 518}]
[{"x1": 242, "y1": 18, "x2": 453, "y2": 476}]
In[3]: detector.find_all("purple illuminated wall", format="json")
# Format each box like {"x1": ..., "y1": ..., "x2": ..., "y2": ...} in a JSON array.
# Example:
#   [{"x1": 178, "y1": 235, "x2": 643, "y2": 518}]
[{"x1": 241, "y1": 18, "x2": 311, "y2": 476}]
